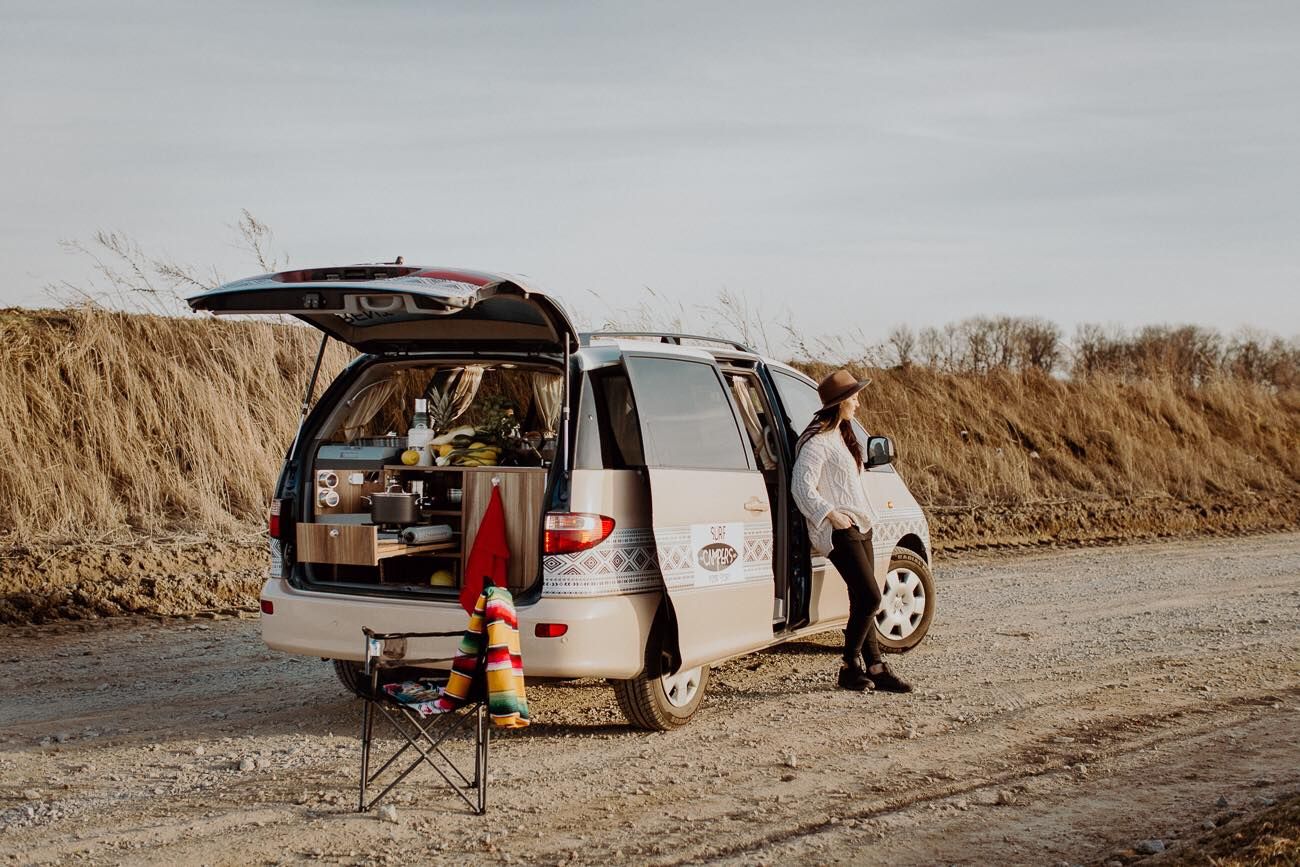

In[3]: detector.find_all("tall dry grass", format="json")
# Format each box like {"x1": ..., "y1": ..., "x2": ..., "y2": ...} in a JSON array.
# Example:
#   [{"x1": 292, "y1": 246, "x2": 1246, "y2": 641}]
[
  {"x1": 0, "y1": 308, "x2": 1296, "y2": 544},
  {"x1": 0, "y1": 308, "x2": 350, "y2": 542},
  {"x1": 798, "y1": 362, "x2": 1300, "y2": 507}
]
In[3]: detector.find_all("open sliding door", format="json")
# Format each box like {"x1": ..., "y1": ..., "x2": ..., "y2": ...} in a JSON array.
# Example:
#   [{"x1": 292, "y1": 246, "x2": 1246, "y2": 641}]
[{"x1": 622, "y1": 353, "x2": 776, "y2": 672}]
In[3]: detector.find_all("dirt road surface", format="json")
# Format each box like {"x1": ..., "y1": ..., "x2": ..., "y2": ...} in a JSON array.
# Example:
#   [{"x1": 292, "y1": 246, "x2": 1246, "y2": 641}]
[{"x1": 2, "y1": 533, "x2": 1298, "y2": 866}]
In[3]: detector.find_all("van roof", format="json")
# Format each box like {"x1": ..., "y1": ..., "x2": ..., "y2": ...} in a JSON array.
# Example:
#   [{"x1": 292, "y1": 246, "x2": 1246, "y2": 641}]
[
  {"x1": 581, "y1": 335, "x2": 722, "y2": 363},
  {"x1": 576, "y1": 334, "x2": 814, "y2": 382}
]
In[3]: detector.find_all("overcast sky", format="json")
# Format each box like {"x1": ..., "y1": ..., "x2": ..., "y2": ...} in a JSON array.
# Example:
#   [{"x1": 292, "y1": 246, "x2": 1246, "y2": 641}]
[{"x1": 2, "y1": 1, "x2": 1297, "y2": 351}]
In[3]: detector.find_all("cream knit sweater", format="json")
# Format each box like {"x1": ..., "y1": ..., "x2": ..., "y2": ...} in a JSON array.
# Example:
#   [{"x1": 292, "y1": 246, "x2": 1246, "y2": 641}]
[{"x1": 791, "y1": 429, "x2": 874, "y2": 557}]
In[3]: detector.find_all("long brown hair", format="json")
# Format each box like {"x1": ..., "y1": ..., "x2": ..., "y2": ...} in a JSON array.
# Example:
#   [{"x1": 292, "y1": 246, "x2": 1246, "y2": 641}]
[{"x1": 795, "y1": 404, "x2": 864, "y2": 468}]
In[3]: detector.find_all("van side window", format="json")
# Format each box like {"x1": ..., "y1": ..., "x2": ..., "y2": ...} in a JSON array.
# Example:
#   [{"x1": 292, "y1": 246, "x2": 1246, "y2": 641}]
[
  {"x1": 771, "y1": 370, "x2": 822, "y2": 434},
  {"x1": 624, "y1": 357, "x2": 751, "y2": 471},
  {"x1": 587, "y1": 367, "x2": 645, "y2": 469}
]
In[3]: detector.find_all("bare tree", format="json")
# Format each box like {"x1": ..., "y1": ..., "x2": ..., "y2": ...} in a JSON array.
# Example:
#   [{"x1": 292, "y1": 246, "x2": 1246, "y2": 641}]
[{"x1": 886, "y1": 325, "x2": 916, "y2": 368}]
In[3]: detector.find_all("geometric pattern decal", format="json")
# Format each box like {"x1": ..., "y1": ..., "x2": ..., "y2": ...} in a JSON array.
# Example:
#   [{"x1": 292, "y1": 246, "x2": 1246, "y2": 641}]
[
  {"x1": 541, "y1": 514, "x2": 928, "y2": 599},
  {"x1": 269, "y1": 539, "x2": 283, "y2": 579},
  {"x1": 542, "y1": 528, "x2": 662, "y2": 597},
  {"x1": 872, "y1": 511, "x2": 932, "y2": 564},
  {"x1": 653, "y1": 523, "x2": 774, "y2": 590},
  {"x1": 542, "y1": 522, "x2": 776, "y2": 598}
]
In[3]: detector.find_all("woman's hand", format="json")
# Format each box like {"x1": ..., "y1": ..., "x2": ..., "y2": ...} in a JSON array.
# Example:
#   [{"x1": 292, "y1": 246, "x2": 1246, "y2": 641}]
[{"x1": 827, "y1": 510, "x2": 853, "y2": 530}]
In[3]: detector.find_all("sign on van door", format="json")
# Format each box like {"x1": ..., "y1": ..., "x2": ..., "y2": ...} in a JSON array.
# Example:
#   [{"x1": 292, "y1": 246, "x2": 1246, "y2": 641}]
[
  {"x1": 692, "y1": 522, "x2": 744, "y2": 585},
  {"x1": 621, "y1": 354, "x2": 777, "y2": 672}
]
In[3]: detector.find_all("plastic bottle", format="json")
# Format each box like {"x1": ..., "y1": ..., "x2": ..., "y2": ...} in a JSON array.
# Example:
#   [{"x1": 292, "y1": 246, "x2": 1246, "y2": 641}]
[{"x1": 408, "y1": 399, "x2": 432, "y2": 449}]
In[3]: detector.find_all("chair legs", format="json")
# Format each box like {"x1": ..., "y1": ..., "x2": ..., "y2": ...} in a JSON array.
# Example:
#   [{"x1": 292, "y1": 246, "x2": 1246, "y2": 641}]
[
  {"x1": 476, "y1": 703, "x2": 489, "y2": 814},
  {"x1": 358, "y1": 697, "x2": 489, "y2": 814}
]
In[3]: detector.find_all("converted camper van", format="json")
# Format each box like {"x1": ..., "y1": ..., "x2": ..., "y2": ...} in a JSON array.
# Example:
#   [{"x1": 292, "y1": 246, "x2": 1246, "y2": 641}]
[{"x1": 189, "y1": 264, "x2": 935, "y2": 729}]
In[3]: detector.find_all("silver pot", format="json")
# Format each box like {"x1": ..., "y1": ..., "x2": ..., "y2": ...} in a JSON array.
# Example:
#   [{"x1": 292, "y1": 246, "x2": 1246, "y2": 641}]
[{"x1": 364, "y1": 484, "x2": 419, "y2": 526}]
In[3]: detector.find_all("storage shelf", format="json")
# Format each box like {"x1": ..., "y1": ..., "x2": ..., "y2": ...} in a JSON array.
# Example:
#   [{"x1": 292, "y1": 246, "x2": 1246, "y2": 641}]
[
  {"x1": 382, "y1": 464, "x2": 543, "y2": 473},
  {"x1": 375, "y1": 540, "x2": 458, "y2": 560}
]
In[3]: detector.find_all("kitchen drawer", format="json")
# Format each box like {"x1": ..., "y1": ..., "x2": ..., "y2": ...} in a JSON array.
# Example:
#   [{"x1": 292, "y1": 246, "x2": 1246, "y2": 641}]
[{"x1": 296, "y1": 523, "x2": 456, "y2": 567}]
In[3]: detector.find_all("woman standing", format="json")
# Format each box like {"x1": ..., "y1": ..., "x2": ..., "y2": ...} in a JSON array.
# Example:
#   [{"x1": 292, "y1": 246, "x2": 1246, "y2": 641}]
[{"x1": 791, "y1": 370, "x2": 913, "y2": 693}]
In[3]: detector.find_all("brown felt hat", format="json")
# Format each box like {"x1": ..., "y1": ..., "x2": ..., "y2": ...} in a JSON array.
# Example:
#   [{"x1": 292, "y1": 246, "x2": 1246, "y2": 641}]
[{"x1": 817, "y1": 369, "x2": 871, "y2": 408}]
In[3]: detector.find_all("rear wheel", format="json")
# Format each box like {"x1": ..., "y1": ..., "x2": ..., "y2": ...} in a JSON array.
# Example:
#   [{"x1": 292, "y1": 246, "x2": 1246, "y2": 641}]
[
  {"x1": 333, "y1": 659, "x2": 368, "y2": 697},
  {"x1": 874, "y1": 549, "x2": 935, "y2": 652},
  {"x1": 612, "y1": 664, "x2": 711, "y2": 731}
]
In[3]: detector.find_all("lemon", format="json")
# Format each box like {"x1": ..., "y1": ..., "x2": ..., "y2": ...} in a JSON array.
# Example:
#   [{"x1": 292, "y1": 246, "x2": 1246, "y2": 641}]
[
  {"x1": 430, "y1": 569, "x2": 455, "y2": 587},
  {"x1": 438, "y1": 443, "x2": 454, "y2": 457},
  {"x1": 400, "y1": 449, "x2": 421, "y2": 466}
]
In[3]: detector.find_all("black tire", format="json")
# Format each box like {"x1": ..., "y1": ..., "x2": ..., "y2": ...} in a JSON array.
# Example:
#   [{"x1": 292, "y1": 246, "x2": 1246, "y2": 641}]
[
  {"x1": 612, "y1": 665, "x2": 711, "y2": 731},
  {"x1": 874, "y1": 549, "x2": 936, "y2": 653},
  {"x1": 333, "y1": 659, "x2": 369, "y2": 697}
]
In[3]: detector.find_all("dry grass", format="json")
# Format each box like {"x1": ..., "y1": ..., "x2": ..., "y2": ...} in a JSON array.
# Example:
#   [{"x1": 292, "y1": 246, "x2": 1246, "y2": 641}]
[
  {"x1": 0, "y1": 308, "x2": 1296, "y2": 545},
  {"x1": 797, "y1": 362, "x2": 1300, "y2": 508},
  {"x1": 0, "y1": 308, "x2": 350, "y2": 542},
  {"x1": 1157, "y1": 791, "x2": 1300, "y2": 866}
]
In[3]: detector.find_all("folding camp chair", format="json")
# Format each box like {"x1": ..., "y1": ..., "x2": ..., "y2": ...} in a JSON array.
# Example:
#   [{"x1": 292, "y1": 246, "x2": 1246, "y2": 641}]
[{"x1": 357, "y1": 626, "x2": 490, "y2": 815}]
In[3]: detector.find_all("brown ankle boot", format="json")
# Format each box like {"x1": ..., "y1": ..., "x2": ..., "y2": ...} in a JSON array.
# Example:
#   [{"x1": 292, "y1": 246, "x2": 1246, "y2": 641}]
[
  {"x1": 837, "y1": 660, "x2": 875, "y2": 691},
  {"x1": 866, "y1": 661, "x2": 912, "y2": 694}
]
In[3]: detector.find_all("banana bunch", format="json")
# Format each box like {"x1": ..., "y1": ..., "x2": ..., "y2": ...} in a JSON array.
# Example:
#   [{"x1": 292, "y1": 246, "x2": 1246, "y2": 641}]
[
  {"x1": 451, "y1": 442, "x2": 502, "y2": 467},
  {"x1": 432, "y1": 433, "x2": 502, "y2": 467}
]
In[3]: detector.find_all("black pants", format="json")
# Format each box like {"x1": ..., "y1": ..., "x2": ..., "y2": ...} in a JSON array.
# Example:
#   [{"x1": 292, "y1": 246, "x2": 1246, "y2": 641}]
[{"x1": 828, "y1": 526, "x2": 882, "y2": 666}]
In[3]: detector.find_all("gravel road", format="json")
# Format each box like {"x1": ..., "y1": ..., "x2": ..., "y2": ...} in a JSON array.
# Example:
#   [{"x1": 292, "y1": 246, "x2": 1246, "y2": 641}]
[{"x1": 2, "y1": 533, "x2": 1298, "y2": 866}]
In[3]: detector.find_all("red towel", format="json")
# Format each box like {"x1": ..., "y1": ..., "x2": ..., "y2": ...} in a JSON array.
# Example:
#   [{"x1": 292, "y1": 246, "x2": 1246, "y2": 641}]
[{"x1": 460, "y1": 484, "x2": 509, "y2": 613}]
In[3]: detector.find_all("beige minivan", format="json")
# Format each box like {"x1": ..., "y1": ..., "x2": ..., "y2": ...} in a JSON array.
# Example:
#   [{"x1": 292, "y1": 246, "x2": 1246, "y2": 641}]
[{"x1": 189, "y1": 264, "x2": 935, "y2": 729}]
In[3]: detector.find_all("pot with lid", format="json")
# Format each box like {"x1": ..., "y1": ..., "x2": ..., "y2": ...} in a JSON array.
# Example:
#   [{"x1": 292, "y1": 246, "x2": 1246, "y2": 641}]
[{"x1": 364, "y1": 482, "x2": 420, "y2": 527}]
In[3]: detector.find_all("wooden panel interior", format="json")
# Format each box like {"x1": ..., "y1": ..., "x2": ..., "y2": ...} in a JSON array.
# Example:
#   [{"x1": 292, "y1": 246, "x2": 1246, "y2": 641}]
[
  {"x1": 461, "y1": 468, "x2": 547, "y2": 591},
  {"x1": 312, "y1": 469, "x2": 384, "y2": 518}
]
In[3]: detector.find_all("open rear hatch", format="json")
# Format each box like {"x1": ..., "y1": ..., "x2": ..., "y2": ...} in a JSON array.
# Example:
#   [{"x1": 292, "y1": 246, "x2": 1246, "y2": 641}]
[
  {"x1": 187, "y1": 264, "x2": 575, "y2": 355},
  {"x1": 188, "y1": 265, "x2": 574, "y2": 602}
]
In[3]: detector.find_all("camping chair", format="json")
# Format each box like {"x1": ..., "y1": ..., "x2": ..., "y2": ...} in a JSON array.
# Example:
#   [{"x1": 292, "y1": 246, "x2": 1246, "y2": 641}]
[{"x1": 357, "y1": 626, "x2": 490, "y2": 815}]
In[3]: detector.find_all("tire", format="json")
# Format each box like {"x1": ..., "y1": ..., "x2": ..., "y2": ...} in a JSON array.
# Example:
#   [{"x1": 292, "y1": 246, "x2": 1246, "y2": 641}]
[
  {"x1": 612, "y1": 665, "x2": 711, "y2": 731},
  {"x1": 874, "y1": 549, "x2": 936, "y2": 653},
  {"x1": 333, "y1": 659, "x2": 369, "y2": 697}
]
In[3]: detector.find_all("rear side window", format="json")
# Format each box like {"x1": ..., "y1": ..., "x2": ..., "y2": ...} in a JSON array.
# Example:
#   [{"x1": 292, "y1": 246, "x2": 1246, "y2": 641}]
[
  {"x1": 772, "y1": 370, "x2": 822, "y2": 433},
  {"x1": 624, "y1": 357, "x2": 751, "y2": 470},
  {"x1": 584, "y1": 367, "x2": 646, "y2": 469}
]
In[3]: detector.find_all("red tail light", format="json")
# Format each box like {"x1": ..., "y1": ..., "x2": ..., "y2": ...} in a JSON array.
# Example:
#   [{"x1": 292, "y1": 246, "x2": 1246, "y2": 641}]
[
  {"x1": 544, "y1": 512, "x2": 615, "y2": 554},
  {"x1": 268, "y1": 498, "x2": 283, "y2": 540},
  {"x1": 260, "y1": 599, "x2": 274, "y2": 615},
  {"x1": 534, "y1": 623, "x2": 568, "y2": 638}
]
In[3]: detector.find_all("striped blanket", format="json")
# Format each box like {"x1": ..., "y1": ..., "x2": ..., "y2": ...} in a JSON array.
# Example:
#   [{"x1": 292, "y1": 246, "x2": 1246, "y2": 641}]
[{"x1": 383, "y1": 585, "x2": 530, "y2": 728}]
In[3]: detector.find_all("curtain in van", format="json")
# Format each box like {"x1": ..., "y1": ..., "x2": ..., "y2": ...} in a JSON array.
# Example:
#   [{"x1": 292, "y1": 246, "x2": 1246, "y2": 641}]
[
  {"x1": 531, "y1": 372, "x2": 563, "y2": 436},
  {"x1": 730, "y1": 376, "x2": 777, "y2": 469},
  {"x1": 448, "y1": 365, "x2": 484, "y2": 421},
  {"x1": 426, "y1": 365, "x2": 484, "y2": 430},
  {"x1": 340, "y1": 380, "x2": 399, "y2": 442}
]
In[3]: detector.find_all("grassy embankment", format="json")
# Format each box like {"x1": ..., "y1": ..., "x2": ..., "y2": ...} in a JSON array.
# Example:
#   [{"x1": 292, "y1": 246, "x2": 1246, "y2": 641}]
[{"x1": 1, "y1": 307, "x2": 1297, "y2": 622}]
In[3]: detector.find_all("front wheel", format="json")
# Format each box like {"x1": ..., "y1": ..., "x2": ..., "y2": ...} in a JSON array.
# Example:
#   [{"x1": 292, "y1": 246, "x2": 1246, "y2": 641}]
[
  {"x1": 874, "y1": 550, "x2": 936, "y2": 652},
  {"x1": 611, "y1": 664, "x2": 711, "y2": 731}
]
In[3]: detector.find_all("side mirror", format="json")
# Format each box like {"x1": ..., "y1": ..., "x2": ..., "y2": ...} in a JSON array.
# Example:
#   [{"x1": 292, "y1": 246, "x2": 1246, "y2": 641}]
[{"x1": 865, "y1": 435, "x2": 895, "y2": 468}]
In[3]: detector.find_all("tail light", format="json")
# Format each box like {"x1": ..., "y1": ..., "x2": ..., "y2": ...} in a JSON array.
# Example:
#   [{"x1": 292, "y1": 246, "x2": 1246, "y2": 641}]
[
  {"x1": 269, "y1": 498, "x2": 284, "y2": 540},
  {"x1": 544, "y1": 512, "x2": 615, "y2": 554},
  {"x1": 534, "y1": 623, "x2": 568, "y2": 638}
]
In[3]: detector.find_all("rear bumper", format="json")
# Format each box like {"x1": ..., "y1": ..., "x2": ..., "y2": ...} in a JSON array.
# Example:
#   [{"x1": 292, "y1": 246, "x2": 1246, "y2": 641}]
[{"x1": 258, "y1": 579, "x2": 657, "y2": 679}]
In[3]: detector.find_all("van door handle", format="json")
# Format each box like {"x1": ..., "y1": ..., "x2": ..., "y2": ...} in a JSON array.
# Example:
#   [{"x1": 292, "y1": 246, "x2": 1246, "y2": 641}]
[{"x1": 744, "y1": 498, "x2": 769, "y2": 513}]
